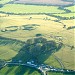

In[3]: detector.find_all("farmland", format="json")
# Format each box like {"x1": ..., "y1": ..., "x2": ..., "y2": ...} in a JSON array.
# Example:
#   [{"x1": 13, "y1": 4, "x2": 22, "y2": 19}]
[
  {"x1": 0, "y1": 1, "x2": 75, "y2": 75},
  {"x1": 0, "y1": 13, "x2": 74, "y2": 75},
  {"x1": 65, "y1": 5, "x2": 75, "y2": 12},
  {"x1": 0, "y1": 36, "x2": 24, "y2": 60},
  {"x1": 0, "y1": 4, "x2": 65, "y2": 14}
]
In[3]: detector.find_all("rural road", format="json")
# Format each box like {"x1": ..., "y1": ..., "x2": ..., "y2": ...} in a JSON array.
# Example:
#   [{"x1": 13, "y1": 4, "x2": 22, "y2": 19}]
[{"x1": 3, "y1": 61, "x2": 74, "y2": 75}]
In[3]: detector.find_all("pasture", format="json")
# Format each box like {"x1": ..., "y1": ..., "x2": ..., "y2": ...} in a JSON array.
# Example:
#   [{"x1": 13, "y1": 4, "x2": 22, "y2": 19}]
[
  {"x1": 0, "y1": 14, "x2": 74, "y2": 45},
  {"x1": 0, "y1": 14, "x2": 74, "y2": 70},
  {"x1": 65, "y1": 5, "x2": 75, "y2": 12},
  {"x1": 0, "y1": 4, "x2": 75, "y2": 75},
  {"x1": 0, "y1": 37, "x2": 24, "y2": 60},
  {"x1": 0, "y1": 4, "x2": 65, "y2": 14},
  {"x1": 0, "y1": 45, "x2": 17, "y2": 60},
  {"x1": 0, "y1": 66, "x2": 41, "y2": 75}
]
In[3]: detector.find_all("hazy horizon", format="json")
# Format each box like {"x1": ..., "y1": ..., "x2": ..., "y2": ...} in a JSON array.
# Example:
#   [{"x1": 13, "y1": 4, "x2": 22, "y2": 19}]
[{"x1": 14, "y1": 0, "x2": 74, "y2": 5}]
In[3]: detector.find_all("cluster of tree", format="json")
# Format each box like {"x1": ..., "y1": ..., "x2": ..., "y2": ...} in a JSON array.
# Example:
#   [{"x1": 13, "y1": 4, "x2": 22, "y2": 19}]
[
  {"x1": 0, "y1": 11, "x2": 46, "y2": 15},
  {"x1": 36, "y1": 34, "x2": 42, "y2": 37},
  {"x1": 0, "y1": 11, "x2": 65, "y2": 16},
  {"x1": 18, "y1": 37, "x2": 63, "y2": 62},
  {"x1": 58, "y1": 6, "x2": 71, "y2": 13}
]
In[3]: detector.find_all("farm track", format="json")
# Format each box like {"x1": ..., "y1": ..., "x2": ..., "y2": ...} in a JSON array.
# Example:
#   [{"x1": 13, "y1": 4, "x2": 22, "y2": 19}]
[{"x1": 52, "y1": 54, "x2": 65, "y2": 69}]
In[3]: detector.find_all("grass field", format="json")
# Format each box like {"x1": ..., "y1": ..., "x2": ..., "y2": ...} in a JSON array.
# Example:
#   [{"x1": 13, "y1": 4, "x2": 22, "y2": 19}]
[
  {"x1": 0, "y1": 4, "x2": 75, "y2": 75},
  {"x1": 0, "y1": 37, "x2": 24, "y2": 60},
  {"x1": 0, "y1": 37, "x2": 63, "y2": 75},
  {"x1": 60, "y1": 19, "x2": 75, "y2": 27},
  {"x1": 0, "y1": 4, "x2": 75, "y2": 14},
  {"x1": 55, "y1": 46, "x2": 75, "y2": 70},
  {"x1": 0, "y1": 66, "x2": 41, "y2": 75},
  {"x1": 0, "y1": 14, "x2": 74, "y2": 45},
  {"x1": 0, "y1": 14, "x2": 57, "y2": 28},
  {"x1": 0, "y1": 46, "x2": 17, "y2": 60},
  {"x1": 0, "y1": 14, "x2": 74, "y2": 69},
  {"x1": 66, "y1": 5, "x2": 75, "y2": 12},
  {"x1": 0, "y1": 4, "x2": 65, "y2": 14}
]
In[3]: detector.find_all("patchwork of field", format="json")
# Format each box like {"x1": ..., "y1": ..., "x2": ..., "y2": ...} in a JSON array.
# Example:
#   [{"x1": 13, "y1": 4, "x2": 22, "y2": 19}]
[
  {"x1": 0, "y1": 13, "x2": 75, "y2": 65},
  {"x1": 0, "y1": 3, "x2": 75, "y2": 75},
  {"x1": 0, "y1": 13, "x2": 74, "y2": 44}
]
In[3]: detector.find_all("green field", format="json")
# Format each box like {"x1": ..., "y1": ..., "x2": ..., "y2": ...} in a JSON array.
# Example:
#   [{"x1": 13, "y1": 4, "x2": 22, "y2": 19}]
[
  {"x1": 0, "y1": 4, "x2": 65, "y2": 14},
  {"x1": 0, "y1": 37, "x2": 24, "y2": 60},
  {"x1": 66, "y1": 5, "x2": 75, "y2": 12},
  {"x1": 0, "y1": 37, "x2": 63, "y2": 75},
  {"x1": 0, "y1": 38, "x2": 74, "y2": 75},
  {"x1": 0, "y1": 66, "x2": 41, "y2": 75},
  {"x1": 0, "y1": 3, "x2": 75, "y2": 75},
  {"x1": 0, "y1": 15, "x2": 74, "y2": 75},
  {"x1": 0, "y1": 4, "x2": 75, "y2": 14}
]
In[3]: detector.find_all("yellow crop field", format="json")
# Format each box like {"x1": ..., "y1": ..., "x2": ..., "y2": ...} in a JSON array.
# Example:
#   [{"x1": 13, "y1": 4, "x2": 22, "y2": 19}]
[
  {"x1": 60, "y1": 19, "x2": 75, "y2": 27},
  {"x1": 0, "y1": 14, "x2": 57, "y2": 28},
  {"x1": 0, "y1": 14, "x2": 62, "y2": 41}
]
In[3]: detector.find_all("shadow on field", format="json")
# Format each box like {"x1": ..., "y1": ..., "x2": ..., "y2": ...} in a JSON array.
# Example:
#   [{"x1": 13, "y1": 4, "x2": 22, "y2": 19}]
[
  {"x1": 7, "y1": 37, "x2": 63, "y2": 75},
  {"x1": 14, "y1": 66, "x2": 41, "y2": 75}
]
